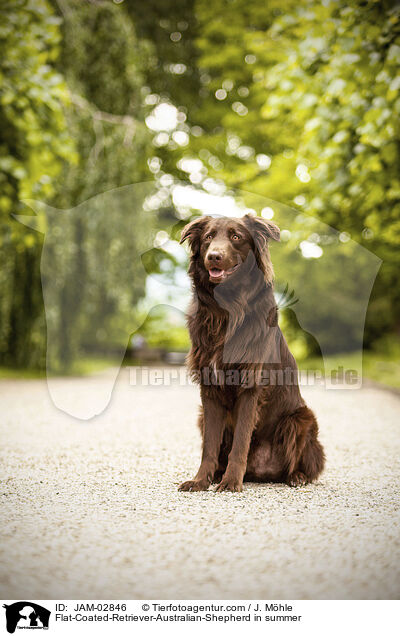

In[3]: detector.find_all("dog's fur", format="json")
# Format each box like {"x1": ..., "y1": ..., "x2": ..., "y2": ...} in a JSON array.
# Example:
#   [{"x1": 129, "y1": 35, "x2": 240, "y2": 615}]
[{"x1": 179, "y1": 214, "x2": 325, "y2": 492}]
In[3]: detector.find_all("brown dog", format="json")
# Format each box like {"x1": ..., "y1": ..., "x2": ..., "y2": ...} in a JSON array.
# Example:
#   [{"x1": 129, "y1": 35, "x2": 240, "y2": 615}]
[{"x1": 179, "y1": 214, "x2": 325, "y2": 492}]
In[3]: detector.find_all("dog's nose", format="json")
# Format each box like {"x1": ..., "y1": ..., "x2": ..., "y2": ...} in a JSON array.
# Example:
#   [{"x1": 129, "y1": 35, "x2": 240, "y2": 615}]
[{"x1": 207, "y1": 251, "x2": 223, "y2": 263}]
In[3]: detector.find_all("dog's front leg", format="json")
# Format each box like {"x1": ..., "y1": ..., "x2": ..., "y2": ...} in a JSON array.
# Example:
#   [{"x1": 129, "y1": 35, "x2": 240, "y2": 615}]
[
  {"x1": 179, "y1": 390, "x2": 226, "y2": 492},
  {"x1": 215, "y1": 390, "x2": 257, "y2": 492}
]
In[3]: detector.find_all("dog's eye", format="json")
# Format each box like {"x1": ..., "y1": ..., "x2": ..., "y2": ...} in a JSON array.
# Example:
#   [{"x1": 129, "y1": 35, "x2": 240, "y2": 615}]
[
  {"x1": 232, "y1": 234, "x2": 241, "y2": 241},
  {"x1": 205, "y1": 233, "x2": 213, "y2": 240}
]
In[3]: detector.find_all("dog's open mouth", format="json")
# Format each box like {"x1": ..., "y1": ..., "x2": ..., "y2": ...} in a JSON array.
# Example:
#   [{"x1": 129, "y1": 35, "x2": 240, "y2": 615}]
[{"x1": 208, "y1": 263, "x2": 240, "y2": 282}]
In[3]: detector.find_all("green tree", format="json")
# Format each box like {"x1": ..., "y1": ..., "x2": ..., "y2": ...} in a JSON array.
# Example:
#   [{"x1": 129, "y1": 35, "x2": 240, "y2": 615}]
[
  {"x1": 252, "y1": 0, "x2": 400, "y2": 342},
  {"x1": 0, "y1": 0, "x2": 76, "y2": 367},
  {"x1": 46, "y1": 0, "x2": 156, "y2": 369},
  {"x1": 182, "y1": 0, "x2": 400, "y2": 348}
]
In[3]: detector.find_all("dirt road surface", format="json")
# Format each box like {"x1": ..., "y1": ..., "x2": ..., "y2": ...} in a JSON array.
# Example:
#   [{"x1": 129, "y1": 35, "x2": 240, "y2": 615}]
[{"x1": 0, "y1": 368, "x2": 399, "y2": 599}]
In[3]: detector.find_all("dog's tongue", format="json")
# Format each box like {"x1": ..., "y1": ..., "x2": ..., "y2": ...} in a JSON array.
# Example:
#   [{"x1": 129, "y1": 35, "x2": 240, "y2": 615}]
[{"x1": 209, "y1": 268, "x2": 224, "y2": 278}]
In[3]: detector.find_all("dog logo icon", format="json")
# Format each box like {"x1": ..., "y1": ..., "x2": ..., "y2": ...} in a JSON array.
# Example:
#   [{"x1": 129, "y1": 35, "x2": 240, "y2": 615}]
[{"x1": 2, "y1": 602, "x2": 50, "y2": 633}]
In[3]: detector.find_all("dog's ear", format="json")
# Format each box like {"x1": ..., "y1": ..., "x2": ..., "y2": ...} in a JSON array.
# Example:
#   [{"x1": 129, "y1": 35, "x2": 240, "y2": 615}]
[
  {"x1": 243, "y1": 214, "x2": 280, "y2": 250},
  {"x1": 243, "y1": 214, "x2": 279, "y2": 282},
  {"x1": 180, "y1": 216, "x2": 210, "y2": 251}
]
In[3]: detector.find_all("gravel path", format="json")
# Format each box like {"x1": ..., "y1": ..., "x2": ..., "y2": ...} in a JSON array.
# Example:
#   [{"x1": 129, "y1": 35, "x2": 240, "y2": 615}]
[{"x1": 0, "y1": 368, "x2": 399, "y2": 600}]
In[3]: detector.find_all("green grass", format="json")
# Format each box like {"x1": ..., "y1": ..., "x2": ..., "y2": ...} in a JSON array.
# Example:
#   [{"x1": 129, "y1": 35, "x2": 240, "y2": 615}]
[
  {"x1": 299, "y1": 342, "x2": 400, "y2": 390},
  {"x1": 67, "y1": 357, "x2": 122, "y2": 376},
  {"x1": 0, "y1": 356, "x2": 120, "y2": 380},
  {"x1": 0, "y1": 366, "x2": 46, "y2": 379}
]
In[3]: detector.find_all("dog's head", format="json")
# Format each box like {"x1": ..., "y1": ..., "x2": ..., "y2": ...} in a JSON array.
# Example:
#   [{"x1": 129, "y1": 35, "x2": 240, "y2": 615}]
[{"x1": 180, "y1": 214, "x2": 280, "y2": 286}]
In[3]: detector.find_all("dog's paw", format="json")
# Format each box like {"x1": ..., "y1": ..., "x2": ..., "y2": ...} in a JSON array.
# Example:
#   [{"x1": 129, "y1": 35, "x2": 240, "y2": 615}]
[
  {"x1": 178, "y1": 479, "x2": 210, "y2": 492},
  {"x1": 214, "y1": 477, "x2": 243, "y2": 493},
  {"x1": 287, "y1": 471, "x2": 308, "y2": 487},
  {"x1": 212, "y1": 471, "x2": 224, "y2": 484}
]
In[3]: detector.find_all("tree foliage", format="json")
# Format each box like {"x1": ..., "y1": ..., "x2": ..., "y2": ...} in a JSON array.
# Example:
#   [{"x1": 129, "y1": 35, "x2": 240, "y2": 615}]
[
  {"x1": 0, "y1": 0, "x2": 75, "y2": 367},
  {"x1": 185, "y1": 0, "x2": 400, "y2": 345},
  {"x1": 0, "y1": 0, "x2": 155, "y2": 369},
  {"x1": 1, "y1": 0, "x2": 400, "y2": 369}
]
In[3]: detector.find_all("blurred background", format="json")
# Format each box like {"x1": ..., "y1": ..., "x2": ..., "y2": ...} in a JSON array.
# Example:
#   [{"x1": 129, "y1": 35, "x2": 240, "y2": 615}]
[{"x1": 0, "y1": 0, "x2": 399, "y2": 386}]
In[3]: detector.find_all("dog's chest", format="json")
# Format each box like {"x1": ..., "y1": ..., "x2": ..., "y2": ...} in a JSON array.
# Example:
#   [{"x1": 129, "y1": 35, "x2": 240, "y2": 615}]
[
  {"x1": 189, "y1": 312, "x2": 226, "y2": 368},
  {"x1": 208, "y1": 350, "x2": 222, "y2": 375},
  {"x1": 195, "y1": 343, "x2": 224, "y2": 374}
]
